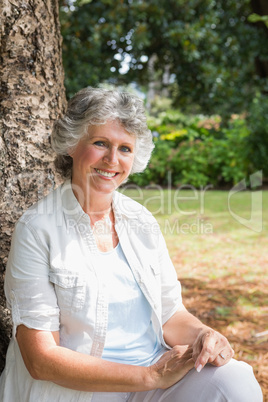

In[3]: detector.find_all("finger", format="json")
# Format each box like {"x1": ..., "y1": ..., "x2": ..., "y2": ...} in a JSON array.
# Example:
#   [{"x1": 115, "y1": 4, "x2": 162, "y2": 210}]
[
  {"x1": 195, "y1": 333, "x2": 217, "y2": 372},
  {"x1": 212, "y1": 353, "x2": 228, "y2": 367},
  {"x1": 181, "y1": 346, "x2": 193, "y2": 358},
  {"x1": 194, "y1": 331, "x2": 232, "y2": 368},
  {"x1": 170, "y1": 345, "x2": 193, "y2": 362},
  {"x1": 211, "y1": 347, "x2": 235, "y2": 367},
  {"x1": 155, "y1": 346, "x2": 192, "y2": 371}
]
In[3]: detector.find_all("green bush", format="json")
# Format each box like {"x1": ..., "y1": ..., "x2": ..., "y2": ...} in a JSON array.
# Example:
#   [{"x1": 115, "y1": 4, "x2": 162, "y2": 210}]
[
  {"x1": 172, "y1": 117, "x2": 251, "y2": 187},
  {"x1": 128, "y1": 140, "x2": 173, "y2": 186},
  {"x1": 246, "y1": 93, "x2": 268, "y2": 178},
  {"x1": 128, "y1": 108, "x2": 260, "y2": 188},
  {"x1": 219, "y1": 118, "x2": 251, "y2": 184}
]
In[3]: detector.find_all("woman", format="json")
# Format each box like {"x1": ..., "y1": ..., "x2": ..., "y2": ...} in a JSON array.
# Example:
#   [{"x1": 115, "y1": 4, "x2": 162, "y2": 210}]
[{"x1": 0, "y1": 87, "x2": 262, "y2": 401}]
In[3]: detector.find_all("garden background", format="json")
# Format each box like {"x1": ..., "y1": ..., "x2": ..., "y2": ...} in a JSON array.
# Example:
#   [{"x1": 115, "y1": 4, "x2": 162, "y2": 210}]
[{"x1": 0, "y1": 0, "x2": 267, "y2": 398}]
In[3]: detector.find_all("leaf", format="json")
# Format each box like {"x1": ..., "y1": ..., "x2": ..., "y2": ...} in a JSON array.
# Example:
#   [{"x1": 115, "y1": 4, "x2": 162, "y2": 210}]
[
  {"x1": 248, "y1": 13, "x2": 268, "y2": 28},
  {"x1": 75, "y1": 0, "x2": 93, "y2": 6}
]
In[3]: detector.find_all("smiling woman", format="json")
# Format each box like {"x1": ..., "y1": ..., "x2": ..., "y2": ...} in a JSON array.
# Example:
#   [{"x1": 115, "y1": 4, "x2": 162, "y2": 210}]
[
  {"x1": 70, "y1": 121, "x2": 136, "y2": 206},
  {"x1": 0, "y1": 87, "x2": 263, "y2": 402}
]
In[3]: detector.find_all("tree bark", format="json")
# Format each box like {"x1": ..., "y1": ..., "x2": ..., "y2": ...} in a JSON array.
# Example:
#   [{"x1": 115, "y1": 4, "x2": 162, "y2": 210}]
[
  {"x1": 251, "y1": 0, "x2": 268, "y2": 16},
  {"x1": 0, "y1": 0, "x2": 67, "y2": 373}
]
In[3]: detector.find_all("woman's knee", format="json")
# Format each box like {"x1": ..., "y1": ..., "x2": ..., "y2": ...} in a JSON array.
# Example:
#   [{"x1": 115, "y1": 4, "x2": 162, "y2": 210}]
[
  {"x1": 164, "y1": 359, "x2": 263, "y2": 402},
  {"x1": 198, "y1": 359, "x2": 263, "y2": 402},
  {"x1": 129, "y1": 360, "x2": 263, "y2": 402}
]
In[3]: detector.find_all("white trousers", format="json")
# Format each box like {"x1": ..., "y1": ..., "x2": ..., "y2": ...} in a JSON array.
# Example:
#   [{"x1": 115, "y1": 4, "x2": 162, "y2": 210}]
[{"x1": 91, "y1": 359, "x2": 263, "y2": 402}]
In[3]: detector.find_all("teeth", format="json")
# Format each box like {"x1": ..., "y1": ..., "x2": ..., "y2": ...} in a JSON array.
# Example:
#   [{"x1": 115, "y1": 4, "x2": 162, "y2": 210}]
[{"x1": 96, "y1": 169, "x2": 117, "y2": 178}]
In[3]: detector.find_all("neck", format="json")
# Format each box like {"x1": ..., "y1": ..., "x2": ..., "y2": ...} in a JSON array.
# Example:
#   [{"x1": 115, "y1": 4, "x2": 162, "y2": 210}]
[{"x1": 71, "y1": 179, "x2": 114, "y2": 217}]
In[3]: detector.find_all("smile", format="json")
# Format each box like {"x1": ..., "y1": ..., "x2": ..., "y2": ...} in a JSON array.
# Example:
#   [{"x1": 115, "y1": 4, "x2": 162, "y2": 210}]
[{"x1": 95, "y1": 169, "x2": 118, "y2": 178}]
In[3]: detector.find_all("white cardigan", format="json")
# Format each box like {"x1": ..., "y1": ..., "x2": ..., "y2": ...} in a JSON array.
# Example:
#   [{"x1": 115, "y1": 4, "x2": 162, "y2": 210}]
[{"x1": 0, "y1": 179, "x2": 183, "y2": 402}]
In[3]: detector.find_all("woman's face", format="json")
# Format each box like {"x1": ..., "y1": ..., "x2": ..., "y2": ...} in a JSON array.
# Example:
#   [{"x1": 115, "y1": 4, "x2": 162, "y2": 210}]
[{"x1": 70, "y1": 120, "x2": 135, "y2": 195}]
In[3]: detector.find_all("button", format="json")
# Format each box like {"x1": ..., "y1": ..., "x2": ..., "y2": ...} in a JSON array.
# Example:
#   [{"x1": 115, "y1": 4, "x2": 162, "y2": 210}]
[{"x1": 138, "y1": 276, "x2": 144, "y2": 284}]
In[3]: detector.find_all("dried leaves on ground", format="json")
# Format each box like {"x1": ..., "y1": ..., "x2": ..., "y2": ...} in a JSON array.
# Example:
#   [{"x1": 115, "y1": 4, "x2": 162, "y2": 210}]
[{"x1": 171, "y1": 233, "x2": 268, "y2": 401}]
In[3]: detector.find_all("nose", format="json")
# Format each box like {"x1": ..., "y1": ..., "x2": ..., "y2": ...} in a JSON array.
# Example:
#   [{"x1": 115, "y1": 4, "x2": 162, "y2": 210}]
[{"x1": 103, "y1": 146, "x2": 118, "y2": 166}]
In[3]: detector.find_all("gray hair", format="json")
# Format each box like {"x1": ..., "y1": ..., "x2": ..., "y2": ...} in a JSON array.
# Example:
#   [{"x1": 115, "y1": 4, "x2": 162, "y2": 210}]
[{"x1": 51, "y1": 87, "x2": 154, "y2": 179}]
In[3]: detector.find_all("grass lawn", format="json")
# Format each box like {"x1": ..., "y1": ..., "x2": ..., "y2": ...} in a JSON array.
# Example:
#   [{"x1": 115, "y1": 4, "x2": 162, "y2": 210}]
[{"x1": 121, "y1": 187, "x2": 268, "y2": 400}]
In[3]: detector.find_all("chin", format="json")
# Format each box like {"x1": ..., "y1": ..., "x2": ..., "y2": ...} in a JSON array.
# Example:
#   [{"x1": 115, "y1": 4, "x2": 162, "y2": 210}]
[{"x1": 93, "y1": 182, "x2": 120, "y2": 194}]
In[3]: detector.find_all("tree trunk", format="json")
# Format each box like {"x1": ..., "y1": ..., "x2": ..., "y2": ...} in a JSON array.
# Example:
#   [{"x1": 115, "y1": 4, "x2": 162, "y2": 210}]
[
  {"x1": 250, "y1": 0, "x2": 268, "y2": 78},
  {"x1": 0, "y1": 0, "x2": 67, "y2": 373},
  {"x1": 251, "y1": 0, "x2": 268, "y2": 16},
  {"x1": 146, "y1": 54, "x2": 158, "y2": 113}
]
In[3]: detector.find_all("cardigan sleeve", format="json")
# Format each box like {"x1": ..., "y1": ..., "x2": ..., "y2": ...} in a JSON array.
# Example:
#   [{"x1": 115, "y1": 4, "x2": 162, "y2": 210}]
[{"x1": 4, "y1": 220, "x2": 60, "y2": 336}]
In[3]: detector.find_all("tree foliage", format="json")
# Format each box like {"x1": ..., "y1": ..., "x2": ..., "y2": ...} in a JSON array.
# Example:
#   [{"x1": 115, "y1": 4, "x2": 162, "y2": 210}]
[{"x1": 60, "y1": 0, "x2": 267, "y2": 115}]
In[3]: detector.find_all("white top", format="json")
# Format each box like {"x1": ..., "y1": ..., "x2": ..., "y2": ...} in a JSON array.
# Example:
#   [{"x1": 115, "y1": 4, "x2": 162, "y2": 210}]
[
  {"x1": 0, "y1": 180, "x2": 183, "y2": 402},
  {"x1": 95, "y1": 243, "x2": 162, "y2": 366}
]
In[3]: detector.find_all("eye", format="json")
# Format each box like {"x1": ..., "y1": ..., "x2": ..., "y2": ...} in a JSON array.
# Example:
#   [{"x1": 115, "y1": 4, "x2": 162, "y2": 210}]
[
  {"x1": 94, "y1": 141, "x2": 106, "y2": 147},
  {"x1": 120, "y1": 146, "x2": 132, "y2": 153}
]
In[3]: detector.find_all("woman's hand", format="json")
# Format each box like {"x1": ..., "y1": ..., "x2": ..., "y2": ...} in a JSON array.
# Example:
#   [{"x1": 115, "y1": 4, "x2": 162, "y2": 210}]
[
  {"x1": 149, "y1": 345, "x2": 194, "y2": 389},
  {"x1": 193, "y1": 327, "x2": 234, "y2": 372},
  {"x1": 162, "y1": 309, "x2": 234, "y2": 374}
]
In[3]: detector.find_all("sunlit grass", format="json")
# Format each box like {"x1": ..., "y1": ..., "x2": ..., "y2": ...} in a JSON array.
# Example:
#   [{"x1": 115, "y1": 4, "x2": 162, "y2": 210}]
[{"x1": 120, "y1": 188, "x2": 268, "y2": 282}]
